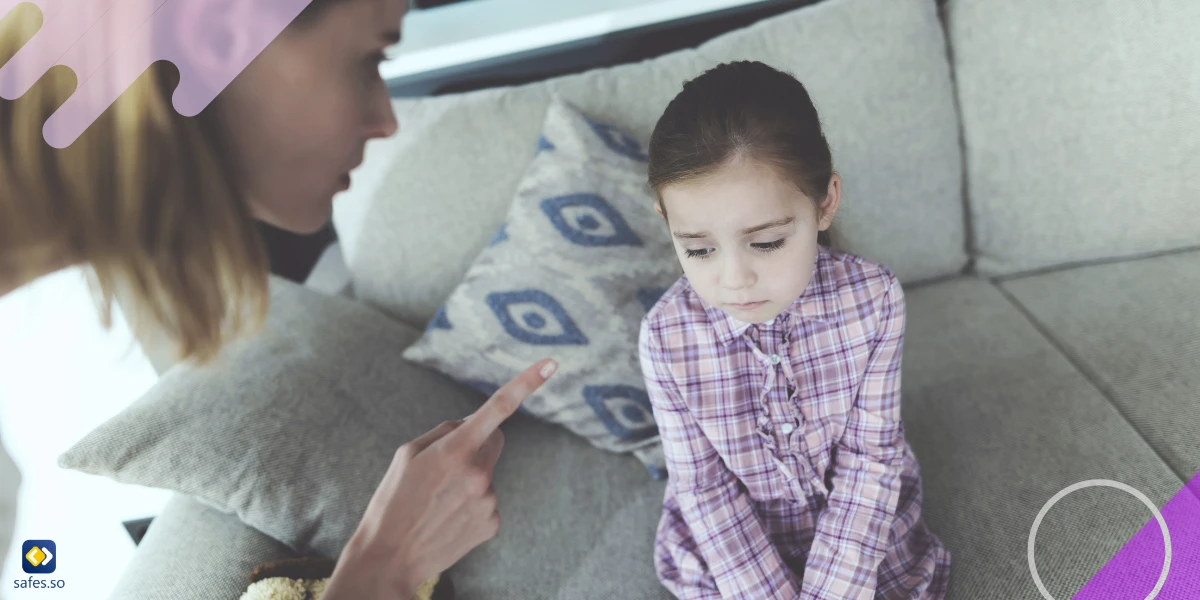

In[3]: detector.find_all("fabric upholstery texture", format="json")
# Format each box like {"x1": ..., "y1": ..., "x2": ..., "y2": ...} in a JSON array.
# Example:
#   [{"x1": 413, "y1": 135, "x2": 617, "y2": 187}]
[
  {"x1": 107, "y1": 493, "x2": 298, "y2": 600},
  {"x1": 945, "y1": 0, "x2": 1200, "y2": 275},
  {"x1": 900, "y1": 278, "x2": 1183, "y2": 599},
  {"x1": 1001, "y1": 249, "x2": 1200, "y2": 481}
]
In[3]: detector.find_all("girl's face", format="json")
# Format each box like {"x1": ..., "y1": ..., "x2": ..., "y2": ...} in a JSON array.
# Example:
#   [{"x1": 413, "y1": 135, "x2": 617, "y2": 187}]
[
  {"x1": 215, "y1": 0, "x2": 406, "y2": 234},
  {"x1": 657, "y1": 157, "x2": 840, "y2": 325}
]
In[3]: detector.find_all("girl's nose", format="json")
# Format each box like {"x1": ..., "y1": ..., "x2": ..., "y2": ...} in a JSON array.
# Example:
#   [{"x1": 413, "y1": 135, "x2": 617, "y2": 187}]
[{"x1": 720, "y1": 254, "x2": 757, "y2": 291}]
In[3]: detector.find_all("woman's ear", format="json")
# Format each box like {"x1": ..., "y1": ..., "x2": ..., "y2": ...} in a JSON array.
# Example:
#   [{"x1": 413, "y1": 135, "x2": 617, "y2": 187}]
[
  {"x1": 653, "y1": 201, "x2": 666, "y2": 219},
  {"x1": 817, "y1": 173, "x2": 841, "y2": 231},
  {"x1": 169, "y1": 0, "x2": 313, "y2": 116}
]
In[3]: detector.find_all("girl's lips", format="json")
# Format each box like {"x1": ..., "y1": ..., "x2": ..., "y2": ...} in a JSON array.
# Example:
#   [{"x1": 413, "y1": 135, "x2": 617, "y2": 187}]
[{"x1": 731, "y1": 301, "x2": 766, "y2": 310}]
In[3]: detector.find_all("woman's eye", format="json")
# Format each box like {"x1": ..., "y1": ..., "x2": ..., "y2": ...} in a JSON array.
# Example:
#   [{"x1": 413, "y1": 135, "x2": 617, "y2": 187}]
[
  {"x1": 685, "y1": 248, "x2": 713, "y2": 259},
  {"x1": 363, "y1": 52, "x2": 387, "y2": 76},
  {"x1": 752, "y1": 239, "x2": 786, "y2": 253}
]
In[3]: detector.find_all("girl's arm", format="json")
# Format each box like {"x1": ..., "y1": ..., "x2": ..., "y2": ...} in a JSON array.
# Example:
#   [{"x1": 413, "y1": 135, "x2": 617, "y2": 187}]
[
  {"x1": 640, "y1": 324, "x2": 803, "y2": 600},
  {"x1": 800, "y1": 275, "x2": 908, "y2": 600}
]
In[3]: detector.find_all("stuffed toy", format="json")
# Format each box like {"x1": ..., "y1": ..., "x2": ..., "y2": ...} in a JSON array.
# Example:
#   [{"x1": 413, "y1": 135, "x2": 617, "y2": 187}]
[{"x1": 239, "y1": 557, "x2": 453, "y2": 600}]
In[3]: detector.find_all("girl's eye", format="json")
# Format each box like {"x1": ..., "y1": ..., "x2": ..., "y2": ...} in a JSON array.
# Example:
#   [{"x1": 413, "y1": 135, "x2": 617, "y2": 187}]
[
  {"x1": 752, "y1": 239, "x2": 786, "y2": 253},
  {"x1": 685, "y1": 248, "x2": 713, "y2": 259}
]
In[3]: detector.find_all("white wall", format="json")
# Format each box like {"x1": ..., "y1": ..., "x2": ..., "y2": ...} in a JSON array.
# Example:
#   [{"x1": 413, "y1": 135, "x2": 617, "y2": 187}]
[{"x1": 0, "y1": 268, "x2": 170, "y2": 599}]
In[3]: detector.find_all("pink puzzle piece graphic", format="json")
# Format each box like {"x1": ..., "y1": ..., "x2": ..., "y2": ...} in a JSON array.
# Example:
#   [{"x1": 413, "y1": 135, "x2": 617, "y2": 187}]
[{"x1": 0, "y1": 0, "x2": 315, "y2": 149}]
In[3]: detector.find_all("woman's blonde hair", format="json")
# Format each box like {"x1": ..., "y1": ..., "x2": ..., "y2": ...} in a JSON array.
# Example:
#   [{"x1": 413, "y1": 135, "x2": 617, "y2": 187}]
[{"x1": 0, "y1": 4, "x2": 270, "y2": 365}]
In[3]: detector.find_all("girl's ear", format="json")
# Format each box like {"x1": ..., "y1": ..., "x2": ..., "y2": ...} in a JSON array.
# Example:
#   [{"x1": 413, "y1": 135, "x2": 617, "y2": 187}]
[
  {"x1": 653, "y1": 201, "x2": 666, "y2": 219},
  {"x1": 817, "y1": 173, "x2": 842, "y2": 231}
]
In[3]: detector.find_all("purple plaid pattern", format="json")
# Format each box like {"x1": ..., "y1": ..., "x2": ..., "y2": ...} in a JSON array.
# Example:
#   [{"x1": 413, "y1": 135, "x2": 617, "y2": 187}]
[{"x1": 639, "y1": 248, "x2": 951, "y2": 599}]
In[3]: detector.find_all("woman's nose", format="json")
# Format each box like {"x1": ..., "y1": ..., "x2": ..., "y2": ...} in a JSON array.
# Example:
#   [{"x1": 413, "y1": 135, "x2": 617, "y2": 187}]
[
  {"x1": 369, "y1": 107, "x2": 399, "y2": 139},
  {"x1": 365, "y1": 87, "x2": 399, "y2": 139}
]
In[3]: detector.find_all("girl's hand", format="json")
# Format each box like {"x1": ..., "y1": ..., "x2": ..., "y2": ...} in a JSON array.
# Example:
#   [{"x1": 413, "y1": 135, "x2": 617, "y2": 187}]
[{"x1": 323, "y1": 358, "x2": 558, "y2": 599}]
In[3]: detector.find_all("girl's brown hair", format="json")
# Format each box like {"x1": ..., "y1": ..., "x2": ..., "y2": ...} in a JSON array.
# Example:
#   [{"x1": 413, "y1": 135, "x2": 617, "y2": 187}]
[
  {"x1": 0, "y1": 3, "x2": 278, "y2": 364},
  {"x1": 647, "y1": 60, "x2": 836, "y2": 246}
]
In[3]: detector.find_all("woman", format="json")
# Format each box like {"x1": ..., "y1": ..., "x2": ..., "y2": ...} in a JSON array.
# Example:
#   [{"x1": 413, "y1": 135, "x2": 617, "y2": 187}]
[{"x1": 0, "y1": 0, "x2": 557, "y2": 597}]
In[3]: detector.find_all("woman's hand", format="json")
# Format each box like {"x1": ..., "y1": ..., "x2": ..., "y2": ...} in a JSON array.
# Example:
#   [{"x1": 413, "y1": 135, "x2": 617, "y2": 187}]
[{"x1": 323, "y1": 358, "x2": 558, "y2": 599}]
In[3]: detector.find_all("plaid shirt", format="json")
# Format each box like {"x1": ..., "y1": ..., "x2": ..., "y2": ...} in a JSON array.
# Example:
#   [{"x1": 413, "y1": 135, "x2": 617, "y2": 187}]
[{"x1": 639, "y1": 247, "x2": 951, "y2": 599}]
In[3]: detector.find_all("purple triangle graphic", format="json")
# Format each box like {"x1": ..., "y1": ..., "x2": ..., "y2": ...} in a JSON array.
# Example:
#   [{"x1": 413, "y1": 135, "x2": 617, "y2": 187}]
[{"x1": 1073, "y1": 471, "x2": 1200, "y2": 599}]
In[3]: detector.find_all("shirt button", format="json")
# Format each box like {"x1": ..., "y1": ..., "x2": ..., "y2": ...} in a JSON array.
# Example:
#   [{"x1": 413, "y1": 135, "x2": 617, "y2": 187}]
[
  {"x1": 769, "y1": 353, "x2": 781, "y2": 365},
  {"x1": 780, "y1": 423, "x2": 795, "y2": 434}
]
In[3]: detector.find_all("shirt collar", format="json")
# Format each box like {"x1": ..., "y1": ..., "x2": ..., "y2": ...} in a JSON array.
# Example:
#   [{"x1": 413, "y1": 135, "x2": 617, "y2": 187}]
[{"x1": 698, "y1": 247, "x2": 843, "y2": 347}]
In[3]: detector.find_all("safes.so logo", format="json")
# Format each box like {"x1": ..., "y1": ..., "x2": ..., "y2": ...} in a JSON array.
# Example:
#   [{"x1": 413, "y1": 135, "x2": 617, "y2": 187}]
[{"x1": 22, "y1": 540, "x2": 55, "y2": 574}]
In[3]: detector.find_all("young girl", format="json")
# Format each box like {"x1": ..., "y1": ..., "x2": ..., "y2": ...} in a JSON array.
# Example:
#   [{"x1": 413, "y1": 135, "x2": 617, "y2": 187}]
[{"x1": 638, "y1": 61, "x2": 951, "y2": 599}]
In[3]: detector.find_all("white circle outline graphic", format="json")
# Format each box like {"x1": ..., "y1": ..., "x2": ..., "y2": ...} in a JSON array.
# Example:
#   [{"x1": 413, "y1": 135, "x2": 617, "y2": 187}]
[{"x1": 1028, "y1": 479, "x2": 1171, "y2": 600}]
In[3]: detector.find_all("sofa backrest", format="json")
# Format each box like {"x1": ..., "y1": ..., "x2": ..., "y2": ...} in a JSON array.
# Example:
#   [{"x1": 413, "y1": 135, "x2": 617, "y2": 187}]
[
  {"x1": 333, "y1": 0, "x2": 967, "y2": 329},
  {"x1": 945, "y1": 0, "x2": 1200, "y2": 276}
]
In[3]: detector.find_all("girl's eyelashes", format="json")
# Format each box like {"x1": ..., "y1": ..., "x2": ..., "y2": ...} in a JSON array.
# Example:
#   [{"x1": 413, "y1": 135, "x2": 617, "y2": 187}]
[
  {"x1": 683, "y1": 238, "x2": 786, "y2": 260},
  {"x1": 752, "y1": 238, "x2": 787, "y2": 253}
]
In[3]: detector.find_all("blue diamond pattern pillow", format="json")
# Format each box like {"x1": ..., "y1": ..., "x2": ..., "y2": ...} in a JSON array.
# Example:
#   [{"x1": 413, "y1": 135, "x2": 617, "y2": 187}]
[{"x1": 401, "y1": 96, "x2": 679, "y2": 478}]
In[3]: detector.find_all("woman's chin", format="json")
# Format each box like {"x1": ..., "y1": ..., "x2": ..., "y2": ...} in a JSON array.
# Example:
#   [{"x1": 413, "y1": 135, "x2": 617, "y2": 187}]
[{"x1": 252, "y1": 200, "x2": 332, "y2": 235}]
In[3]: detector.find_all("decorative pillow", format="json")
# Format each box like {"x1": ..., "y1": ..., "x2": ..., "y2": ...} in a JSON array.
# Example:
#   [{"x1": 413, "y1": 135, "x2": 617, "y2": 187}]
[{"x1": 402, "y1": 96, "x2": 679, "y2": 478}]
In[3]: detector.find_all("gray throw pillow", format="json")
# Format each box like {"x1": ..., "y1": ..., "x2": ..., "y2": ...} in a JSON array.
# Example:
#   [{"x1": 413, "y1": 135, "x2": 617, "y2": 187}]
[
  {"x1": 402, "y1": 96, "x2": 679, "y2": 478},
  {"x1": 57, "y1": 277, "x2": 491, "y2": 558}
]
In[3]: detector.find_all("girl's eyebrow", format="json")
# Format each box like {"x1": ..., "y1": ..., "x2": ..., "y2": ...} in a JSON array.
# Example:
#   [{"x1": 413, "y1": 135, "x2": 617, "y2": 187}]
[
  {"x1": 672, "y1": 217, "x2": 794, "y2": 240},
  {"x1": 672, "y1": 230, "x2": 709, "y2": 240},
  {"x1": 740, "y1": 217, "x2": 794, "y2": 235}
]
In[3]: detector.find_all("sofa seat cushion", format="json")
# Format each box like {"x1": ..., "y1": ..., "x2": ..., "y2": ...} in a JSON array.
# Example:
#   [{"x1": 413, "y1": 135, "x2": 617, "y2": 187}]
[
  {"x1": 900, "y1": 277, "x2": 1183, "y2": 599},
  {"x1": 1000, "y1": 249, "x2": 1200, "y2": 482}
]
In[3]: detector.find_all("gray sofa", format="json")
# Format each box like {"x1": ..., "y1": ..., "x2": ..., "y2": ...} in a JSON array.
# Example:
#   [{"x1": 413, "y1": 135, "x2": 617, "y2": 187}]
[{"x1": 71, "y1": 0, "x2": 1199, "y2": 598}]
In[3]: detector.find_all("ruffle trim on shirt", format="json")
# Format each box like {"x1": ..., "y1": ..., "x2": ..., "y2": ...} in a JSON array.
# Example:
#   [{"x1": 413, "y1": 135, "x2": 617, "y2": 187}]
[{"x1": 744, "y1": 318, "x2": 828, "y2": 504}]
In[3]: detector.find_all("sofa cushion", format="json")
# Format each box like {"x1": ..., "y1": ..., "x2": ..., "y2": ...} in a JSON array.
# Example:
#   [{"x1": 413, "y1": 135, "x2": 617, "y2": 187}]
[
  {"x1": 945, "y1": 0, "x2": 1200, "y2": 275},
  {"x1": 900, "y1": 277, "x2": 1183, "y2": 599},
  {"x1": 58, "y1": 277, "x2": 672, "y2": 599},
  {"x1": 107, "y1": 493, "x2": 299, "y2": 600},
  {"x1": 1000, "y1": 249, "x2": 1200, "y2": 482},
  {"x1": 333, "y1": 0, "x2": 966, "y2": 329},
  {"x1": 401, "y1": 96, "x2": 678, "y2": 477}
]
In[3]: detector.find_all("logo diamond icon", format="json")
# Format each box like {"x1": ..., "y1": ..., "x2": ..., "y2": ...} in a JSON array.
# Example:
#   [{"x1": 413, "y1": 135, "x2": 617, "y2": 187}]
[{"x1": 22, "y1": 540, "x2": 55, "y2": 574}]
